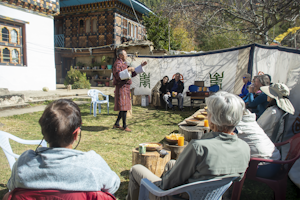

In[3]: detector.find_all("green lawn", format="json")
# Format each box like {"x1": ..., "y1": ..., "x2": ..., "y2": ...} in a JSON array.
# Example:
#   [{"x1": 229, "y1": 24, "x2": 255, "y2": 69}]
[{"x1": 0, "y1": 100, "x2": 299, "y2": 199}]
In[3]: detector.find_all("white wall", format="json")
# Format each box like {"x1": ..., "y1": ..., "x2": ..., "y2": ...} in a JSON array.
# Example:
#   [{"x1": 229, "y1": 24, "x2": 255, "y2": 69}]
[{"x1": 0, "y1": 5, "x2": 56, "y2": 91}]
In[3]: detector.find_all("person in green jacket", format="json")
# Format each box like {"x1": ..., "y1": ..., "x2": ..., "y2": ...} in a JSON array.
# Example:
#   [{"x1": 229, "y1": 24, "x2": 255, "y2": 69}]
[{"x1": 126, "y1": 91, "x2": 251, "y2": 200}]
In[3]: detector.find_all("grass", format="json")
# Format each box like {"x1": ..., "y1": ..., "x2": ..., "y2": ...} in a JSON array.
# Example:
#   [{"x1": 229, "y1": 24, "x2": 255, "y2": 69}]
[{"x1": 0, "y1": 99, "x2": 299, "y2": 199}]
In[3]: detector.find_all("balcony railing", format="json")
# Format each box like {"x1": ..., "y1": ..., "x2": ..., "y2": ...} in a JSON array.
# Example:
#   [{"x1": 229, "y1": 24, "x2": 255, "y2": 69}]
[{"x1": 54, "y1": 34, "x2": 64, "y2": 47}]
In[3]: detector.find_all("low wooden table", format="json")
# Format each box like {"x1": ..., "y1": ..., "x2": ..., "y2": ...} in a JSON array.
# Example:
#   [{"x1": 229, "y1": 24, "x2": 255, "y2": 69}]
[
  {"x1": 132, "y1": 148, "x2": 171, "y2": 177},
  {"x1": 178, "y1": 109, "x2": 210, "y2": 142},
  {"x1": 164, "y1": 141, "x2": 188, "y2": 160}
]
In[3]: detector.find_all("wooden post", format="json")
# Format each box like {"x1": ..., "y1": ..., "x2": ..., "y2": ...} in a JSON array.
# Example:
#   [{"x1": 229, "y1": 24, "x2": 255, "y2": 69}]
[{"x1": 132, "y1": 148, "x2": 171, "y2": 177}]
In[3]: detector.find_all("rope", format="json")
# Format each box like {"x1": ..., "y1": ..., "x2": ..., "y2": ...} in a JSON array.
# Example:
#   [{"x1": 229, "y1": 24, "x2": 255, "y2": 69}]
[{"x1": 129, "y1": 0, "x2": 140, "y2": 24}]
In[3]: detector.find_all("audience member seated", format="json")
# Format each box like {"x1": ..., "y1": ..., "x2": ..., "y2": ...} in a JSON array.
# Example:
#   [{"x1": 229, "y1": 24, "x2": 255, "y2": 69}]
[
  {"x1": 239, "y1": 73, "x2": 251, "y2": 98},
  {"x1": 126, "y1": 91, "x2": 250, "y2": 200},
  {"x1": 163, "y1": 73, "x2": 184, "y2": 111},
  {"x1": 257, "y1": 83, "x2": 295, "y2": 138},
  {"x1": 242, "y1": 76, "x2": 262, "y2": 103},
  {"x1": 235, "y1": 109, "x2": 281, "y2": 178},
  {"x1": 151, "y1": 76, "x2": 169, "y2": 108},
  {"x1": 6, "y1": 99, "x2": 120, "y2": 194},
  {"x1": 247, "y1": 75, "x2": 270, "y2": 118}
]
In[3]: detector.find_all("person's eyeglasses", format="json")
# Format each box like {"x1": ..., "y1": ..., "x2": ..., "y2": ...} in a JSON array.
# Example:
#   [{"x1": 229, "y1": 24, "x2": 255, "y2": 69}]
[{"x1": 243, "y1": 77, "x2": 246, "y2": 79}]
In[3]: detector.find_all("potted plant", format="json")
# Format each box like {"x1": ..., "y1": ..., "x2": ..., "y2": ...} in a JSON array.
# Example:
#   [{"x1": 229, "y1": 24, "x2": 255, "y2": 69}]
[
  {"x1": 106, "y1": 56, "x2": 113, "y2": 69},
  {"x1": 100, "y1": 56, "x2": 107, "y2": 69}
]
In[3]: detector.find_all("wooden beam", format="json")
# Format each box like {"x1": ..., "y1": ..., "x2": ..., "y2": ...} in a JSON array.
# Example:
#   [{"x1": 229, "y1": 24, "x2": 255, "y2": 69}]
[
  {"x1": 28, "y1": 4, "x2": 33, "y2": 10},
  {"x1": 22, "y1": 2, "x2": 28, "y2": 8}
]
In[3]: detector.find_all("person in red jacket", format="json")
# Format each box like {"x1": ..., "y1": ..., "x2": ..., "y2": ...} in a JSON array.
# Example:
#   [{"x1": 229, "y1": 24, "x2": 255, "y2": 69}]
[{"x1": 112, "y1": 49, "x2": 147, "y2": 132}]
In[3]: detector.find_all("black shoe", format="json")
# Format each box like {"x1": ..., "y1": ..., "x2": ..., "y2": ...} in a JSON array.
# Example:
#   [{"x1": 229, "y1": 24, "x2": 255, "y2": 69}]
[
  {"x1": 171, "y1": 107, "x2": 175, "y2": 111},
  {"x1": 179, "y1": 108, "x2": 184, "y2": 111}
]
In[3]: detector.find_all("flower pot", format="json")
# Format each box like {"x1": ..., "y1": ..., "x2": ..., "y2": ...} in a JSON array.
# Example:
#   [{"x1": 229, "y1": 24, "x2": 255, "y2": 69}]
[
  {"x1": 101, "y1": 65, "x2": 106, "y2": 69},
  {"x1": 107, "y1": 65, "x2": 112, "y2": 69},
  {"x1": 105, "y1": 82, "x2": 109, "y2": 86}
]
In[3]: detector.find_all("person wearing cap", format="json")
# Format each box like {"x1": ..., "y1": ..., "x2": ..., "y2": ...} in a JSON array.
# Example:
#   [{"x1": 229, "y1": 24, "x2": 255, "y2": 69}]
[
  {"x1": 239, "y1": 73, "x2": 251, "y2": 98},
  {"x1": 247, "y1": 75, "x2": 270, "y2": 118},
  {"x1": 257, "y1": 83, "x2": 295, "y2": 138}
]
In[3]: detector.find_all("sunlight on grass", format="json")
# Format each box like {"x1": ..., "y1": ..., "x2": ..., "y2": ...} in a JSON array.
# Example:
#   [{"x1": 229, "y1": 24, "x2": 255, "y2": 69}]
[
  {"x1": 0, "y1": 101, "x2": 299, "y2": 199},
  {"x1": 0, "y1": 101, "x2": 193, "y2": 199}
]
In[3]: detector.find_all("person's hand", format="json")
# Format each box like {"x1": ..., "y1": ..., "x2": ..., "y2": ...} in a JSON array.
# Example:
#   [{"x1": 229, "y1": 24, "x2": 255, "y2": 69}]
[
  {"x1": 141, "y1": 61, "x2": 147, "y2": 66},
  {"x1": 127, "y1": 67, "x2": 135, "y2": 72},
  {"x1": 167, "y1": 92, "x2": 170, "y2": 95},
  {"x1": 249, "y1": 85, "x2": 254, "y2": 93},
  {"x1": 174, "y1": 92, "x2": 178, "y2": 96}
]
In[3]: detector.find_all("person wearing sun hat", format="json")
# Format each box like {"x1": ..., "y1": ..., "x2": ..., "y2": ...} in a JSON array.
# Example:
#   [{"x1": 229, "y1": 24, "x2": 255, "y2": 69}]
[{"x1": 257, "y1": 83, "x2": 295, "y2": 138}]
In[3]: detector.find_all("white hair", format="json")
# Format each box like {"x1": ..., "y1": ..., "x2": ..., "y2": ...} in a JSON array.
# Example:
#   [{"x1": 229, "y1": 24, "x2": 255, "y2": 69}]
[
  {"x1": 116, "y1": 49, "x2": 125, "y2": 57},
  {"x1": 206, "y1": 91, "x2": 245, "y2": 132}
]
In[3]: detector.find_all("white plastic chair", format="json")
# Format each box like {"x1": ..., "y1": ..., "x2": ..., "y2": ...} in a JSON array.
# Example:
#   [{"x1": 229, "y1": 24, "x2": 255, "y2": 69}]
[
  {"x1": 87, "y1": 89, "x2": 109, "y2": 117},
  {"x1": 138, "y1": 177, "x2": 236, "y2": 200},
  {"x1": 0, "y1": 131, "x2": 47, "y2": 170}
]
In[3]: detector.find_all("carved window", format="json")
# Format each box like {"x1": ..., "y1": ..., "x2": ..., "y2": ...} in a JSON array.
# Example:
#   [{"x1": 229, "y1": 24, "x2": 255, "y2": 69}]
[
  {"x1": 93, "y1": 19, "x2": 97, "y2": 33},
  {"x1": 128, "y1": 22, "x2": 131, "y2": 36},
  {"x1": 2, "y1": 27, "x2": 9, "y2": 42},
  {"x1": 12, "y1": 49, "x2": 19, "y2": 63},
  {"x1": 86, "y1": 19, "x2": 90, "y2": 33},
  {"x1": 79, "y1": 20, "x2": 84, "y2": 34},
  {"x1": 3, "y1": 48, "x2": 10, "y2": 62},
  {"x1": 10, "y1": 29, "x2": 18, "y2": 43},
  {"x1": 0, "y1": 18, "x2": 26, "y2": 66}
]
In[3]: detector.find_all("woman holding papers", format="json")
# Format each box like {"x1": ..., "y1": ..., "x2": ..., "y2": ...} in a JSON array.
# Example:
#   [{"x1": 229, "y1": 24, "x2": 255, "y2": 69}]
[{"x1": 112, "y1": 49, "x2": 147, "y2": 132}]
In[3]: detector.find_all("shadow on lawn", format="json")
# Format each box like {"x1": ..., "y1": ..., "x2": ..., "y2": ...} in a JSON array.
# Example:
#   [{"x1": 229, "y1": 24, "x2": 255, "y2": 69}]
[
  {"x1": 0, "y1": 184, "x2": 8, "y2": 200},
  {"x1": 115, "y1": 181, "x2": 129, "y2": 200},
  {"x1": 81, "y1": 126, "x2": 110, "y2": 132},
  {"x1": 115, "y1": 170, "x2": 130, "y2": 200}
]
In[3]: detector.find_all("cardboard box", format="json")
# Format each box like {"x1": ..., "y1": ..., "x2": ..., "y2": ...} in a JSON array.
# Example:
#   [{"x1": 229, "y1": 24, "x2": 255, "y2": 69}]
[
  {"x1": 132, "y1": 95, "x2": 142, "y2": 106},
  {"x1": 194, "y1": 81, "x2": 204, "y2": 87}
]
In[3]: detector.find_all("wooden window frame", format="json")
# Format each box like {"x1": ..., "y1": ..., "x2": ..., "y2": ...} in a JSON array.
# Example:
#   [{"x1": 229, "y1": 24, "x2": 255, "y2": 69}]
[{"x1": 0, "y1": 18, "x2": 27, "y2": 67}]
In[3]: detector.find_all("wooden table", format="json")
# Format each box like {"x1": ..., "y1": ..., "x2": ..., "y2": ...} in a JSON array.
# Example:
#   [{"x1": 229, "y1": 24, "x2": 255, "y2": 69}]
[
  {"x1": 164, "y1": 141, "x2": 188, "y2": 160},
  {"x1": 132, "y1": 148, "x2": 171, "y2": 177},
  {"x1": 178, "y1": 109, "x2": 210, "y2": 142}
]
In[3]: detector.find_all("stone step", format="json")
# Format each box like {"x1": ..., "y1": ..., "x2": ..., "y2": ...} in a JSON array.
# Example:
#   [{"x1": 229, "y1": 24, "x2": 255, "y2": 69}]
[{"x1": 0, "y1": 103, "x2": 30, "y2": 111}]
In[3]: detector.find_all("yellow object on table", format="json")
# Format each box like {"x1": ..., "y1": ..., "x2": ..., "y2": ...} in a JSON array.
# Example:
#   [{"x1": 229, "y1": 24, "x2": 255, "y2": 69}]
[
  {"x1": 203, "y1": 87, "x2": 207, "y2": 91},
  {"x1": 204, "y1": 120, "x2": 209, "y2": 127},
  {"x1": 178, "y1": 136, "x2": 185, "y2": 146},
  {"x1": 198, "y1": 87, "x2": 202, "y2": 91}
]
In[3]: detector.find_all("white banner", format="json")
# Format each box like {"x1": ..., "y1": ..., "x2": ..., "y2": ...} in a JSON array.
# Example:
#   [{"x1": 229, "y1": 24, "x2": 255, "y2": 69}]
[{"x1": 128, "y1": 48, "x2": 249, "y2": 106}]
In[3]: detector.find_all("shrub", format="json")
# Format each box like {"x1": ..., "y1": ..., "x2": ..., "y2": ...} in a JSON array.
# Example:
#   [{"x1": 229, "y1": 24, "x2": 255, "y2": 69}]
[{"x1": 64, "y1": 66, "x2": 91, "y2": 89}]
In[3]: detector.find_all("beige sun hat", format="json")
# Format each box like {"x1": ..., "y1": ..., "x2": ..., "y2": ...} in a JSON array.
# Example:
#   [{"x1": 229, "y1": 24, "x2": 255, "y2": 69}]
[{"x1": 260, "y1": 83, "x2": 295, "y2": 114}]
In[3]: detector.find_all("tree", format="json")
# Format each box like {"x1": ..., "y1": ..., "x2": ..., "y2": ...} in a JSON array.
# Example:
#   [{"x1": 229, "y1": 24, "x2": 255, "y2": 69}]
[
  {"x1": 143, "y1": 12, "x2": 181, "y2": 50},
  {"x1": 159, "y1": 0, "x2": 300, "y2": 44}
]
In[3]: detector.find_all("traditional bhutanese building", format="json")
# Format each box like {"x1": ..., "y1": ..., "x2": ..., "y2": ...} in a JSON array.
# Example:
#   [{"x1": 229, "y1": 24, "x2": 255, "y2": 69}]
[
  {"x1": 0, "y1": 0, "x2": 60, "y2": 91},
  {"x1": 54, "y1": 0, "x2": 152, "y2": 85}
]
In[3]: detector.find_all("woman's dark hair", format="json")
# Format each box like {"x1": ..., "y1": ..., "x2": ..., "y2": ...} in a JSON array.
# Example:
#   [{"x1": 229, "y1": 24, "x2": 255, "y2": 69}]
[
  {"x1": 163, "y1": 76, "x2": 169, "y2": 81},
  {"x1": 267, "y1": 99, "x2": 278, "y2": 108},
  {"x1": 39, "y1": 99, "x2": 82, "y2": 147}
]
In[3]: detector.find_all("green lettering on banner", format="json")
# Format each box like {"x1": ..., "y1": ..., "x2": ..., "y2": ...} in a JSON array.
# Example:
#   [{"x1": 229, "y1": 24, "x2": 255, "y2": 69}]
[
  {"x1": 210, "y1": 72, "x2": 224, "y2": 89},
  {"x1": 140, "y1": 72, "x2": 151, "y2": 88}
]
